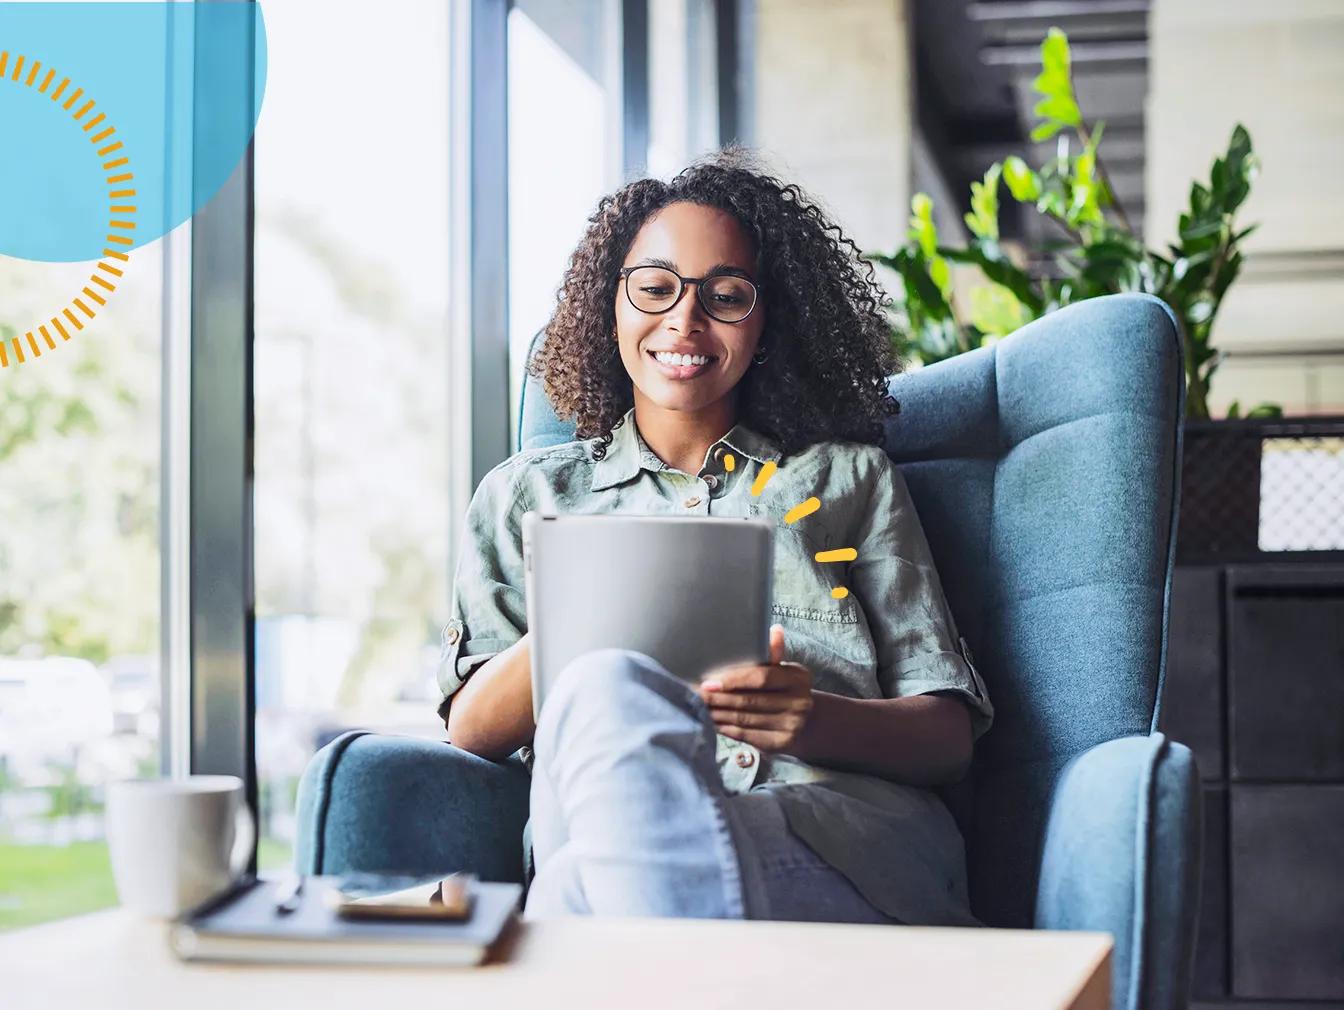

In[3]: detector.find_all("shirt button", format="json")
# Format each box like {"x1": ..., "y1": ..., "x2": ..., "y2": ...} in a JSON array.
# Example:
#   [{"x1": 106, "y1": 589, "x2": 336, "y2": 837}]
[
  {"x1": 445, "y1": 627, "x2": 460, "y2": 644},
  {"x1": 711, "y1": 445, "x2": 728, "y2": 465},
  {"x1": 735, "y1": 750, "x2": 755, "y2": 768},
  {"x1": 702, "y1": 473, "x2": 720, "y2": 492},
  {"x1": 684, "y1": 496, "x2": 701, "y2": 508}
]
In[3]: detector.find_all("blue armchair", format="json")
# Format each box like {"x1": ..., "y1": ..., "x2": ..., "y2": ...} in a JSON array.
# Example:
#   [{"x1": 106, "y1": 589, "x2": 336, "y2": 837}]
[{"x1": 296, "y1": 292, "x2": 1200, "y2": 1010}]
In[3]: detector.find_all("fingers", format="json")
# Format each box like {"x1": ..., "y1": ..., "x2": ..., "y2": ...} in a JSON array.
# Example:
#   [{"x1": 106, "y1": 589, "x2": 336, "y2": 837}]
[
  {"x1": 700, "y1": 689, "x2": 809, "y2": 714},
  {"x1": 710, "y1": 708, "x2": 808, "y2": 732},
  {"x1": 769, "y1": 623, "x2": 785, "y2": 665},
  {"x1": 701, "y1": 662, "x2": 808, "y2": 692}
]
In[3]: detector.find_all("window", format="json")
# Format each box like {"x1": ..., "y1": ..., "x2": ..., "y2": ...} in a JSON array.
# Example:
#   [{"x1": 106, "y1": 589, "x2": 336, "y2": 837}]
[
  {"x1": 507, "y1": 0, "x2": 625, "y2": 449},
  {"x1": 0, "y1": 244, "x2": 166, "y2": 929},
  {"x1": 251, "y1": 0, "x2": 454, "y2": 871}
]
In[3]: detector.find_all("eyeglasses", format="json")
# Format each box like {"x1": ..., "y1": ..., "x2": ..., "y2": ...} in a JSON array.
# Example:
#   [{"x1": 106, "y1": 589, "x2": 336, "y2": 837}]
[{"x1": 617, "y1": 265, "x2": 759, "y2": 324}]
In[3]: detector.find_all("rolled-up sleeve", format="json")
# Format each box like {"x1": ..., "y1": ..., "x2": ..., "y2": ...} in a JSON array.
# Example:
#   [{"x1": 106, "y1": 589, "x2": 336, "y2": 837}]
[
  {"x1": 435, "y1": 468, "x2": 530, "y2": 713},
  {"x1": 849, "y1": 449, "x2": 994, "y2": 740}
]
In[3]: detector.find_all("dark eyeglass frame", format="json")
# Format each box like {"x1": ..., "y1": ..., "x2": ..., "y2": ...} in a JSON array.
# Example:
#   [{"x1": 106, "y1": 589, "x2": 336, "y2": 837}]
[{"x1": 617, "y1": 265, "x2": 760, "y2": 324}]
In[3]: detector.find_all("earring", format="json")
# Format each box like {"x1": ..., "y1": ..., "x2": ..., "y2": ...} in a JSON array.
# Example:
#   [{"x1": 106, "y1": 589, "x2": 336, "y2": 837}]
[{"x1": 752, "y1": 345, "x2": 770, "y2": 364}]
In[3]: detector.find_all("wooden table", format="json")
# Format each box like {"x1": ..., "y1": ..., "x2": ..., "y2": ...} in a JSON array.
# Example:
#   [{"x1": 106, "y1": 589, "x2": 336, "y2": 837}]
[{"x1": 2, "y1": 907, "x2": 1111, "y2": 1010}]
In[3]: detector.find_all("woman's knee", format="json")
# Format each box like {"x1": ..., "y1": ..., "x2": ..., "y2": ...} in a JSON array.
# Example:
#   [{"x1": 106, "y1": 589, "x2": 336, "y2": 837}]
[
  {"x1": 548, "y1": 647, "x2": 686, "y2": 711},
  {"x1": 534, "y1": 648, "x2": 705, "y2": 761}
]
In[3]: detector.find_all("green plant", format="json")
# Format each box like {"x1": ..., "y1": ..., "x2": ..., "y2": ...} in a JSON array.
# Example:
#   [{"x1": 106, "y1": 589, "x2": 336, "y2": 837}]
[{"x1": 868, "y1": 27, "x2": 1279, "y2": 420}]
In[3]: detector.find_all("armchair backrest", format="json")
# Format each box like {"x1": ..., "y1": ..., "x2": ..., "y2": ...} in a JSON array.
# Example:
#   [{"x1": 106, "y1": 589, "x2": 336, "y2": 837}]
[{"x1": 516, "y1": 293, "x2": 1186, "y2": 926}]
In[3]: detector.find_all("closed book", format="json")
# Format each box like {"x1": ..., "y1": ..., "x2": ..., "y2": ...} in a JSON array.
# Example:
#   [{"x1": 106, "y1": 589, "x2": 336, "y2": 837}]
[{"x1": 169, "y1": 874, "x2": 523, "y2": 967}]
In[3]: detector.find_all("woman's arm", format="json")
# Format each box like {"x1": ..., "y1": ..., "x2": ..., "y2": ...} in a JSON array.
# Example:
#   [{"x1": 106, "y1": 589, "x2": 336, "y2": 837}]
[
  {"x1": 790, "y1": 691, "x2": 973, "y2": 787},
  {"x1": 444, "y1": 633, "x2": 536, "y2": 762}
]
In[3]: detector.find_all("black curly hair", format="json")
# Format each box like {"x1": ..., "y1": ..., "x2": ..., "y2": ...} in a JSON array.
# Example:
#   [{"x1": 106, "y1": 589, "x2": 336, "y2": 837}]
[{"x1": 526, "y1": 145, "x2": 901, "y2": 461}]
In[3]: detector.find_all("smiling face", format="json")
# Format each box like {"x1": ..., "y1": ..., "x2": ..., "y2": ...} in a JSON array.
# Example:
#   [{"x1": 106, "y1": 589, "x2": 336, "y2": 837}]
[{"x1": 615, "y1": 201, "x2": 766, "y2": 420}]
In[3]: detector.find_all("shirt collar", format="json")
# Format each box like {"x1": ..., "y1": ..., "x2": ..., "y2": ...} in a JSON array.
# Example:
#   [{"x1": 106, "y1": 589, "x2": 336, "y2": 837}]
[{"x1": 590, "y1": 407, "x2": 782, "y2": 492}]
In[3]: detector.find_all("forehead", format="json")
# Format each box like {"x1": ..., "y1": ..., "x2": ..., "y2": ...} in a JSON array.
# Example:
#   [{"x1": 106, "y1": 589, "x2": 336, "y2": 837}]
[{"x1": 624, "y1": 202, "x2": 755, "y2": 270}]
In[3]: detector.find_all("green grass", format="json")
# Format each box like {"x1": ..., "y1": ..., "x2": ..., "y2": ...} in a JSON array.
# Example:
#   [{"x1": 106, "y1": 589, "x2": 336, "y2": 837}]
[
  {"x1": 0, "y1": 841, "x2": 119, "y2": 931},
  {"x1": 0, "y1": 836, "x2": 296, "y2": 932}
]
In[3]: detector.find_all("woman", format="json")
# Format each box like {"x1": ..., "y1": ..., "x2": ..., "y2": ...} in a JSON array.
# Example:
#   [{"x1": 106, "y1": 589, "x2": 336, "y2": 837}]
[{"x1": 436, "y1": 147, "x2": 994, "y2": 925}]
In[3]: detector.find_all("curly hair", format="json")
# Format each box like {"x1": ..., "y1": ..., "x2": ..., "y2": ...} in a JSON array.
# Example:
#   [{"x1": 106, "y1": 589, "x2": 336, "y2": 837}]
[{"x1": 526, "y1": 145, "x2": 901, "y2": 461}]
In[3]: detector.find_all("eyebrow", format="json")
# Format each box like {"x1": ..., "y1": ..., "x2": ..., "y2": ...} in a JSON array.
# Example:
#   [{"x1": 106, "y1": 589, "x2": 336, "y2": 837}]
[{"x1": 630, "y1": 256, "x2": 754, "y2": 280}]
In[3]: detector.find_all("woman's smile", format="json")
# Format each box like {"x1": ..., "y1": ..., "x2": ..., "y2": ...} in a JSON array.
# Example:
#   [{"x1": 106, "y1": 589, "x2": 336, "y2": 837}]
[{"x1": 646, "y1": 348, "x2": 719, "y2": 380}]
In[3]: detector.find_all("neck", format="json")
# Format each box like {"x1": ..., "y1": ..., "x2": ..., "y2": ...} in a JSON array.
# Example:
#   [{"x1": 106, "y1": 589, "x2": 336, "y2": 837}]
[{"x1": 632, "y1": 394, "x2": 737, "y2": 476}]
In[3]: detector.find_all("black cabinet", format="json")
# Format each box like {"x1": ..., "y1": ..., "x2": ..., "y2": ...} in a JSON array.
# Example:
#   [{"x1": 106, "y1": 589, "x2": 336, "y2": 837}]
[{"x1": 1162, "y1": 564, "x2": 1344, "y2": 1007}]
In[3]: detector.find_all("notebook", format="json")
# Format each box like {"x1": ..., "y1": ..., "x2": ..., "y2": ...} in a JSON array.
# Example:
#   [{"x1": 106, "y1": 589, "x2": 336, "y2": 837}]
[{"x1": 169, "y1": 874, "x2": 524, "y2": 967}]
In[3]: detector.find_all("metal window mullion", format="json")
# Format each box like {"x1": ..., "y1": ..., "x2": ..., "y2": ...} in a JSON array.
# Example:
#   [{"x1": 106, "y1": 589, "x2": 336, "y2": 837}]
[
  {"x1": 622, "y1": 0, "x2": 649, "y2": 179},
  {"x1": 469, "y1": 0, "x2": 510, "y2": 492},
  {"x1": 188, "y1": 0, "x2": 257, "y2": 870}
]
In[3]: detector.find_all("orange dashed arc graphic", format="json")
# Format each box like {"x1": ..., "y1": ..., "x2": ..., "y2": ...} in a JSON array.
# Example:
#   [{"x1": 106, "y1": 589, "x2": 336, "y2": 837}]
[
  {"x1": 741, "y1": 453, "x2": 858, "y2": 603},
  {"x1": 0, "y1": 50, "x2": 135, "y2": 369}
]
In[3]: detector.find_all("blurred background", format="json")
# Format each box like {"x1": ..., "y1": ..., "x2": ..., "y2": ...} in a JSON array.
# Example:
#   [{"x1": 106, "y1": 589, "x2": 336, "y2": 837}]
[{"x1": 1, "y1": 1, "x2": 1340, "y2": 1004}]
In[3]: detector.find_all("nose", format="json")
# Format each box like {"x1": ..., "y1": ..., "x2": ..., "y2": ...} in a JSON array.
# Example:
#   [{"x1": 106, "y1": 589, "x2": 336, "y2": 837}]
[{"x1": 666, "y1": 280, "x2": 709, "y2": 333}]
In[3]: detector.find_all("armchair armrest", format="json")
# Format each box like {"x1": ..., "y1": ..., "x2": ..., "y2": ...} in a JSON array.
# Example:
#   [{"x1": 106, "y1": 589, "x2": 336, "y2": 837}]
[
  {"x1": 294, "y1": 731, "x2": 532, "y2": 882},
  {"x1": 1035, "y1": 732, "x2": 1201, "y2": 1010}
]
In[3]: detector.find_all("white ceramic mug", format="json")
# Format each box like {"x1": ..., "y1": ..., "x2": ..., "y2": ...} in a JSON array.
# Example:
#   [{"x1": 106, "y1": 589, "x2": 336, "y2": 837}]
[{"x1": 105, "y1": 775, "x2": 256, "y2": 919}]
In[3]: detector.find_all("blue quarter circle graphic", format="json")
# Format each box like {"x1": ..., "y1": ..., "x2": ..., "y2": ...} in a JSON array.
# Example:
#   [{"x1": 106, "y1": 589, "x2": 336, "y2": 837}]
[{"x1": 0, "y1": 3, "x2": 267, "y2": 262}]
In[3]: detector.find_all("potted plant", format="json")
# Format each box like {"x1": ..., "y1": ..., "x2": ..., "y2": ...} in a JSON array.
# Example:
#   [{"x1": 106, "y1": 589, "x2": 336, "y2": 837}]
[{"x1": 867, "y1": 27, "x2": 1281, "y2": 559}]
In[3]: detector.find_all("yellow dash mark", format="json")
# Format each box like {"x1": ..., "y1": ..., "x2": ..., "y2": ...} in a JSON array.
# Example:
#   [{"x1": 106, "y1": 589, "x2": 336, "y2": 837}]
[
  {"x1": 815, "y1": 547, "x2": 858, "y2": 563},
  {"x1": 97, "y1": 261, "x2": 124, "y2": 278},
  {"x1": 0, "y1": 52, "x2": 8, "y2": 77},
  {"x1": 90, "y1": 274, "x2": 116, "y2": 293},
  {"x1": 91, "y1": 127, "x2": 115, "y2": 143},
  {"x1": 751, "y1": 460, "x2": 778, "y2": 497},
  {"x1": 110, "y1": 205, "x2": 136, "y2": 214},
  {"x1": 723, "y1": 453, "x2": 735, "y2": 472},
  {"x1": 11, "y1": 55, "x2": 24, "y2": 82},
  {"x1": 106, "y1": 234, "x2": 133, "y2": 246},
  {"x1": 39, "y1": 68, "x2": 54, "y2": 92},
  {"x1": 11, "y1": 337, "x2": 25, "y2": 364},
  {"x1": 83, "y1": 112, "x2": 106, "y2": 132},
  {"x1": 98, "y1": 141, "x2": 123, "y2": 156},
  {"x1": 0, "y1": 340, "x2": 8, "y2": 367},
  {"x1": 831, "y1": 587, "x2": 850, "y2": 600},
  {"x1": 109, "y1": 220, "x2": 135, "y2": 230},
  {"x1": 82, "y1": 286, "x2": 107, "y2": 306},
  {"x1": 73, "y1": 99, "x2": 95, "y2": 120},
  {"x1": 52, "y1": 316, "x2": 71, "y2": 341},
  {"x1": 107, "y1": 172, "x2": 133, "y2": 184},
  {"x1": 109, "y1": 189, "x2": 135, "y2": 199},
  {"x1": 25, "y1": 332, "x2": 41, "y2": 357},
  {"x1": 102, "y1": 248, "x2": 130, "y2": 262},
  {"x1": 38, "y1": 325, "x2": 55, "y2": 349},
  {"x1": 26, "y1": 60, "x2": 41, "y2": 86},
  {"x1": 74, "y1": 297, "x2": 96, "y2": 318},
  {"x1": 51, "y1": 77, "x2": 69, "y2": 101},
  {"x1": 103, "y1": 157, "x2": 129, "y2": 171},
  {"x1": 783, "y1": 497, "x2": 820, "y2": 525},
  {"x1": 62, "y1": 86, "x2": 84, "y2": 110},
  {"x1": 63, "y1": 308, "x2": 85, "y2": 331}
]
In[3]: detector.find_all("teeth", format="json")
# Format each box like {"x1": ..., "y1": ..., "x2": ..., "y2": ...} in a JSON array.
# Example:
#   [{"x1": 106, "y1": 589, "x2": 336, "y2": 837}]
[{"x1": 654, "y1": 352, "x2": 710, "y2": 366}]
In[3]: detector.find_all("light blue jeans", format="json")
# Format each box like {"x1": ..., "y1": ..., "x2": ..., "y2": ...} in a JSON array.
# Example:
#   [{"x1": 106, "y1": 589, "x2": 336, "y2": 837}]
[{"x1": 522, "y1": 648, "x2": 900, "y2": 924}]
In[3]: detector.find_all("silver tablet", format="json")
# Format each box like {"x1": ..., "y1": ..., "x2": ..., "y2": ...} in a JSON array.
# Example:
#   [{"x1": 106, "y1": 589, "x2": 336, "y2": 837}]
[{"x1": 521, "y1": 511, "x2": 774, "y2": 721}]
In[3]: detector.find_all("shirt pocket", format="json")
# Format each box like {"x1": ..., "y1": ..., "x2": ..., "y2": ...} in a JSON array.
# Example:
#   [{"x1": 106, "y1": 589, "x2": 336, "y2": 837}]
[{"x1": 770, "y1": 526, "x2": 859, "y2": 625}]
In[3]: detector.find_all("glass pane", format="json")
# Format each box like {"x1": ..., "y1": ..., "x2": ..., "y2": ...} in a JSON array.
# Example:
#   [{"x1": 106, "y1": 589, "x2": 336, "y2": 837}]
[
  {"x1": 507, "y1": 0, "x2": 623, "y2": 449},
  {"x1": 0, "y1": 244, "x2": 165, "y2": 930},
  {"x1": 253, "y1": 0, "x2": 453, "y2": 872}
]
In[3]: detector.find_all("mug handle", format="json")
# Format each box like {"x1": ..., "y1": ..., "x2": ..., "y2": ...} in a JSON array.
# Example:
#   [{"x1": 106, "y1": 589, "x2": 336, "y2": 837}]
[{"x1": 229, "y1": 797, "x2": 257, "y2": 879}]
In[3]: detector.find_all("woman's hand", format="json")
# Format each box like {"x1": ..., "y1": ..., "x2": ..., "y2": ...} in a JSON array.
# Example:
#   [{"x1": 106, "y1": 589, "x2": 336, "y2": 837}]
[{"x1": 696, "y1": 624, "x2": 814, "y2": 753}]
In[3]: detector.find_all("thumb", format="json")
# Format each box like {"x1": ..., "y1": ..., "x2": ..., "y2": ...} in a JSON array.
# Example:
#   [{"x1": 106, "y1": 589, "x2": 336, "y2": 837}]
[{"x1": 769, "y1": 623, "x2": 785, "y2": 665}]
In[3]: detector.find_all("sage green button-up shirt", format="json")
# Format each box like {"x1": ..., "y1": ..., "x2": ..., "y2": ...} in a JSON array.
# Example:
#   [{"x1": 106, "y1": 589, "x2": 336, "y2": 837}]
[{"x1": 437, "y1": 407, "x2": 994, "y2": 925}]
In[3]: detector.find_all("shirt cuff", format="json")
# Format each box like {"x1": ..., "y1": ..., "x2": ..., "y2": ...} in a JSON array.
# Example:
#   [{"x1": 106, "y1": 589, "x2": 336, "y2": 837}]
[{"x1": 883, "y1": 640, "x2": 994, "y2": 740}]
